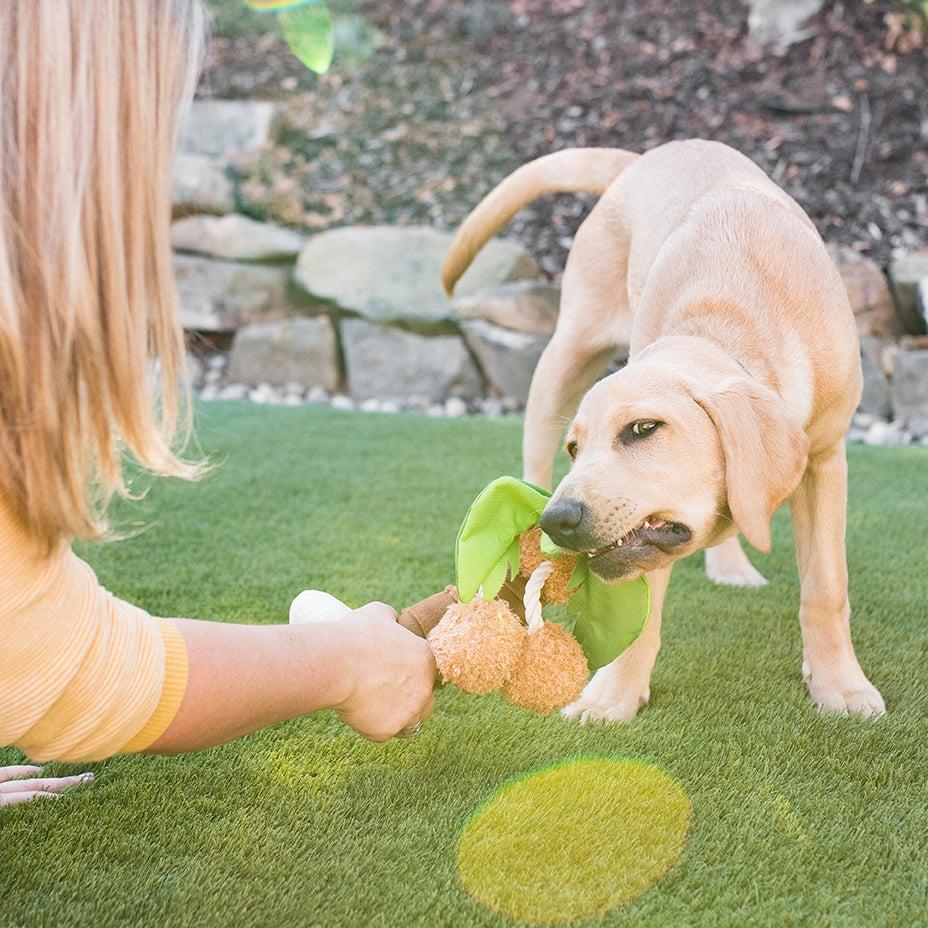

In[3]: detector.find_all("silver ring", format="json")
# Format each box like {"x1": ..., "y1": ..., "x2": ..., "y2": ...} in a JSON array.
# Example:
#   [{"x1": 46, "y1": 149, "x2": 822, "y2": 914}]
[{"x1": 400, "y1": 719, "x2": 422, "y2": 738}]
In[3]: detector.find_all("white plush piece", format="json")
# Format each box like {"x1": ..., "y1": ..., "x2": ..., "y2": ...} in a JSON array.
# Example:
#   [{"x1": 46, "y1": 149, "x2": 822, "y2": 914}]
[{"x1": 289, "y1": 590, "x2": 352, "y2": 625}]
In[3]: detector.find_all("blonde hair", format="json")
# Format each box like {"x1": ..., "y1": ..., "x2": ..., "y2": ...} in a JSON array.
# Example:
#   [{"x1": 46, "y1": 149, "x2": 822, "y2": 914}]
[{"x1": 0, "y1": 0, "x2": 207, "y2": 550}]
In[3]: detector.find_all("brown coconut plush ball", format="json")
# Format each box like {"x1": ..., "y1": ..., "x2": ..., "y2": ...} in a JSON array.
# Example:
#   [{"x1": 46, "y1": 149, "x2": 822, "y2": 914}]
[
  {"x1": 519, "y1": 526, "x2": 578, "y2": 605},
  {"x1": 502, "y1": 622, "x2": 589, "y2": 715},
  {"x1": 427, "y1": 598, "x2": 526, "y2": 695}
]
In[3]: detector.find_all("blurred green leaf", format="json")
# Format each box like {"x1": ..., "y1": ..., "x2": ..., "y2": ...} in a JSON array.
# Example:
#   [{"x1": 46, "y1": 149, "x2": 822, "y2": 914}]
[{"x1": 279, "y1": 4, "x2": 335, "y2": 74}]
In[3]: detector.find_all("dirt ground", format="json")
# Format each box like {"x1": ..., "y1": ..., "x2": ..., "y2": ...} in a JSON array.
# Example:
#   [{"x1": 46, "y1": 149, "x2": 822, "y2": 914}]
[{"x1": 200, "y1": 0, "x2": 927, "y2": 277}]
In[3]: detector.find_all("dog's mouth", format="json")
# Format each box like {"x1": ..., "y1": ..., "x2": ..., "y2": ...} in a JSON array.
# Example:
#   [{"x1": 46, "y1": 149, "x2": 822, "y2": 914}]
[{"x1": 585, "y1": 517, "x2": 692, "y2": 563}]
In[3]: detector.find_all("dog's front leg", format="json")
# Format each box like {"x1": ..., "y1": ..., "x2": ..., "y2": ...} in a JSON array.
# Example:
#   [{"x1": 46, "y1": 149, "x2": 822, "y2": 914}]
[
  {"x1": 789, "y1": 441, "x2": 885, "y2": 717},
  {"x1": 561, "y1": 567, "x2": 670, "y2": 724}
]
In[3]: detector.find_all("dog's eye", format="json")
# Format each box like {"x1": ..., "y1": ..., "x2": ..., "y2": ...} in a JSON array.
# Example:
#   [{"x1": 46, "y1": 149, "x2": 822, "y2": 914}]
[
  {"x1": 620, "y1": 420, "x2": 663, "y2": 444},
  {"x1": 632, "y1": 420, "x2": 660, "y2": 436},
  {"x1": 565, "y1": 440, "x2": 578, "y2": 460}
]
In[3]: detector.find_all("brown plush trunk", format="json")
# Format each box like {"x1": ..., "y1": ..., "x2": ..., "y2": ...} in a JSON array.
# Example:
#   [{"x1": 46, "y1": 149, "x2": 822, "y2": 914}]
[{"x1": 397, "y1": 576, "x2": 527, "y2": 638}]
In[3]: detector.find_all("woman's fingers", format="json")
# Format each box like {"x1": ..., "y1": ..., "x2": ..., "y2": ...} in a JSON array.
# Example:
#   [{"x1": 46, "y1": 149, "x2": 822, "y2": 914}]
[
  {"x1": 0, "y1": 768, "x2": 94, "y2": 807},
  {"x1": 0, "y1": 791, "x2": 60, "y2": 807},
  {"x1": 418, "y1": 692, "x2": 435, "y2": 726},
  {"x1": 0, "y1": 773, "x2": 94, "y2": 794},
  {"x1": 0, "y1": 765, "x2": 45, "y2": 783},
  {"x1": 396, "y1": 692, "x2": 435, "y2": 739}
]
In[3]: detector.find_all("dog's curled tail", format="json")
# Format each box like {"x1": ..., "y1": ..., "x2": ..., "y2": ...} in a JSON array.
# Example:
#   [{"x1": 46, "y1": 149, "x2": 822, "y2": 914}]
[{"x1": 441, "y1": 147, "x2": 637, "y2": 296}]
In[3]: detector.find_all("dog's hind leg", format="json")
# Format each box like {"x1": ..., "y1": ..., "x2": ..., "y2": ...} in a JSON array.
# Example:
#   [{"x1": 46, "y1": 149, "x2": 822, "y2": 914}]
[
  {"x1": 522, "y1": 335, "x2": 617, "y2": 490},
  {"x1": 705, "y1": 536, "x2": 767, "y2": 587},
  {"x1": 523, "y1": 203, "x2": 631, "y2": 490}
]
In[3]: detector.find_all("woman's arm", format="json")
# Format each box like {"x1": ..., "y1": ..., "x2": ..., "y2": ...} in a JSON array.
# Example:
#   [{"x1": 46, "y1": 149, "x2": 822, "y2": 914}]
[
  {"x1": 147, "y1": 604, "x2": 436, "y2": 753},
  {"x1": 1, "y1": 507, "x2": 436, "y2": 762}
]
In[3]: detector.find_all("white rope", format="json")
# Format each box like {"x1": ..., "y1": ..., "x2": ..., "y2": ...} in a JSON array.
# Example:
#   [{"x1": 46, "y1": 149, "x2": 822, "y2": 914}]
[{"x1": 523, "y1": 561, "x2": 554, "y2": 633}]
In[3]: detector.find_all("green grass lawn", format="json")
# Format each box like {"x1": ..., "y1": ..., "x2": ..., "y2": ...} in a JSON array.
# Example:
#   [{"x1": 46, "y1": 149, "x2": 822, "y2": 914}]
[{"x1": 2, "y1": 403, "x2": 928, "y2": 928}]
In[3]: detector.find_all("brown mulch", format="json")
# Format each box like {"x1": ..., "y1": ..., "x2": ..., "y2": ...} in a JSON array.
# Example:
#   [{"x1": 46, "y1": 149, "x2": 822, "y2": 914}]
[{"x1": 200, "y1": 0, "x2": 927, "y2": 277}]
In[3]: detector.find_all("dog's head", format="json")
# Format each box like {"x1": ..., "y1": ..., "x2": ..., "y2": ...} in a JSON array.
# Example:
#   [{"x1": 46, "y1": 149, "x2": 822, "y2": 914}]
[{"x1": 540, "y1": 361, "x2": 809, "y2": 583}]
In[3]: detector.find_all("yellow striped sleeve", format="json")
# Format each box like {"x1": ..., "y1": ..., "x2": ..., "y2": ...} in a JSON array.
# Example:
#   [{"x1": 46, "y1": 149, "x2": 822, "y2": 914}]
[
  {"x1": 1, "y1": 496, "x2": 190, "y2": 763},
  {"x1": 119, "y1": 620, "x2": 189, "y2": 753}
]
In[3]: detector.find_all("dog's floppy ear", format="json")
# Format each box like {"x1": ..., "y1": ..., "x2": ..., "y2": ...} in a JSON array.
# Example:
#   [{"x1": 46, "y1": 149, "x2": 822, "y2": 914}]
[{"x1": 690, "y1": 378, "x2": 809, "y2": 552}]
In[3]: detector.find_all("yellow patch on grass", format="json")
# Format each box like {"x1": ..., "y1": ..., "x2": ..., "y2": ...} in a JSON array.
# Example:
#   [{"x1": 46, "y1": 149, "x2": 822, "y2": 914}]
[{"x1": 457, "y1": 758, "x2": 691, "y2": 924}]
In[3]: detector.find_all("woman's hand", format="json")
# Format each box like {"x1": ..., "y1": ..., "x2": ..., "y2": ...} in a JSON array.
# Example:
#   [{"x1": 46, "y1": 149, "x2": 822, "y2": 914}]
[
  {"x1": 334, "y1": 603, "x2": 437, "y2": 742},
  {"x1": 0, "y1": 765, "x2": 94, "y2": 807}
]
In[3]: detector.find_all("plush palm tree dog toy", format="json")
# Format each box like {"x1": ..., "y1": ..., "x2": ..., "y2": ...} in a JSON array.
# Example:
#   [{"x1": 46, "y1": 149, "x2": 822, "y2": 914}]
[{"x1": 290, "y1": 478, "x2": 651, "y2": 715}]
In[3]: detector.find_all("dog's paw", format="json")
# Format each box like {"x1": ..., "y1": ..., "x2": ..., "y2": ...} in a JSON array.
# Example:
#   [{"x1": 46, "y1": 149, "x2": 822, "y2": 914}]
[
  {"x1": 706, "y1": 561, "x2": 768, "y2": 587},
  {"x1": 805, "y1": 663, "x2": 886, "y2": 718},
  {"x1": 561, "y1": 673, "x2": 650, "y2": 725},
  {"x1": 705, "y1": 543, "x2": 767, "y2": 588}
]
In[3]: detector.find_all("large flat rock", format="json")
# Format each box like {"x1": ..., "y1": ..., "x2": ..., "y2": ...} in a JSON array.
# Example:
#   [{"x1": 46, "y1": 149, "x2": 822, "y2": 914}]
[
  {"x1": 453, "y1": 281, "x2": 560, "y2": 336},
  {"x1": 748, "y1": 0, "x2": 824, "y2": 47},
  {"x1": 172, "y1": 153, "x2": 235, "y2": 216},
  {"x1": 888, "y1": 251, "x2": 928, "y2": 336},
  {"x1": 461, "y1": 319, "x2": 549, "y2": 405},
  {"x1": 341, "y1": 319, "x2": 482, "y2": 402},
  {"x1": 178, "y1": 100, "x2": 282, "y2": 159},
  {"x1": 858, "y1": 335, "x2": 891, "y2": 420},
  {"x1": 891, "y1": 348, "x2": 928, "y2": 436},
  {"x1": 227, "y1": 318, "x2": 340, "y2": 389},
  {"x1": 294, "y1": 226, "x2": 540, "y2": 333},
  {"x1": 174, "y1": 254, "x2": 296, "y2": 332},
  {"x1": 826, "y1": 244, "x2": 900, "y2": 338},
  {"x1": 171, "y1": 214, "x2": 305, "y2": 263}
]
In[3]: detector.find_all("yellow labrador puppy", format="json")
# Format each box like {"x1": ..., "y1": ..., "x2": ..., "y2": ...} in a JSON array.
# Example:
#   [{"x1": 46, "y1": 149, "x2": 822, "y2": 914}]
[{"x1": 442, "y1": 140, "x2": 884, "y2": 722}]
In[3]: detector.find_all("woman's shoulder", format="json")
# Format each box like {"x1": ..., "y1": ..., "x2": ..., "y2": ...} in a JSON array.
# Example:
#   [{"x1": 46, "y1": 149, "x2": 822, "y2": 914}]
[{"x1": 0, "y1": 491, "x2": 70, "y2": 596}]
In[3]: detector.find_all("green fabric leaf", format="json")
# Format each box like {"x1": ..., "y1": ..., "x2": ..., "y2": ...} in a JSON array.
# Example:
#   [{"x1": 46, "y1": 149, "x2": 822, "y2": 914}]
[
  {"x1": 567, "y1": 568, "x2": 650, "y2": 672},
  {"x1": 455, "y1": 477, "x2": 551, "y2": 602},
  {"x1": 278, "y1": 4, "x2": 334, "y2": 74}
]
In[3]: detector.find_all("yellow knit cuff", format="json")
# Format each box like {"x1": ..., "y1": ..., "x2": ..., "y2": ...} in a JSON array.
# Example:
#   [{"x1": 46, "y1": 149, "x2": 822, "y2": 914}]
[{"x1": 120, "y1": 620, "x2": 189, "y2": 754}]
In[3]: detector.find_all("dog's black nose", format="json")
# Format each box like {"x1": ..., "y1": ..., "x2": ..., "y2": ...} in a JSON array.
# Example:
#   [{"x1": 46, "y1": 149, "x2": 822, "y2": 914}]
[{"x1": 540, "y1": 498, "x2": 587, "y2": 548}]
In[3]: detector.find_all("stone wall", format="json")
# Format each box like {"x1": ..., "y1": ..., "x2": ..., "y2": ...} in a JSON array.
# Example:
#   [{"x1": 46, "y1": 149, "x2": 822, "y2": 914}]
[{"x1": 175, "y1": 99, "x2": 928, "y2": 438}]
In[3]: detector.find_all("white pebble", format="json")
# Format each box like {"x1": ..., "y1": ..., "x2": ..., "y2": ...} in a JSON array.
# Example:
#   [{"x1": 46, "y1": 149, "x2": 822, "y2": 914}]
[
  {"x1": 864, "y1": 419, "x2": 911, "y2": 447},
  {"x1": 306, "y1": 385, "x2": 329, "y2": 404},
  {"x1": 481, "y1": 398, "x2": 504, "y2": 417},
  {"x1": 218, "y1": 383, "x2": 248, "y2": 401},
  {"x1": 444, "y1": 396, "x2": 468, "y2": 417},
  {"x1": 331, "y1": 394, "x2": 355, "y2": 411},
  {"x1": 846, "y1": 427, "x2": 866, "y2": 444},
  {"x1": 199, "y1": 384, "x2": 219, "y2": 401},
  {"x1": 249, "y1": 382, "x2": 281, "y2": 405}
]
